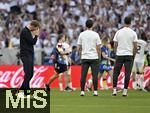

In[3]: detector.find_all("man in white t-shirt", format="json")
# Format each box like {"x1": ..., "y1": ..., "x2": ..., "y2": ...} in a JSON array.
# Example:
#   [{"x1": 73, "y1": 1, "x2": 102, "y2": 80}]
[
  {"x1": 112, "y1": 16, "x2": 138, "y2": 96},
  {"x1": 77, "y1": 19, "x2": 101, "y2": 96},
  {"x1": 132, "y1": 33, "x2": 147, "y2": 90}
]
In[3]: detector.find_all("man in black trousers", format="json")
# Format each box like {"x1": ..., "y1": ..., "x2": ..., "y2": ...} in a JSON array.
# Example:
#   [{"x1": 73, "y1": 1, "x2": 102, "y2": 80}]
[
  {"x1": 112, "y1": 17, "x2": 138, "y2": 96},
  {"x1": 77, "y1": 19, "x2": 101, "y2": 96},
  {"x1": 18, "y1": 20, "x2": 40, "y2": 97}
]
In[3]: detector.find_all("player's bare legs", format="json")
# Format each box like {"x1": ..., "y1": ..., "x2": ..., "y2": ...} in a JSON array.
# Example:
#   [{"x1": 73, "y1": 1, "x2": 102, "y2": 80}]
[
  {"x1": 45, "y1": 71, "x2": 59, "y2": 91},
  {"x1": 64, "y1": 68, "x2": 76, "y2": 92},
  {"x1": 132, "y1": 62, "x2": 144, "y2": 90},
  {"x1": 58, "y1": 74, "x2": 63, "y2": 91}
]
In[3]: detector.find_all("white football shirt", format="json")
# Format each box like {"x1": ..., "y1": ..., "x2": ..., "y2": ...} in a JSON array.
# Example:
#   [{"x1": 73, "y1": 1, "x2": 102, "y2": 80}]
[
  {"x1": 134, "y1": 39, "x2": 147, "y2": 63},
  {"x1": 77, "y1": 30, "x2": 101, "y2": 59},
  {"x1": 113, "y1": 27, "x2": 138, "y2": 56},
  {"x1": 62, "y1": 42, "x2": 72, "y2": 65}
]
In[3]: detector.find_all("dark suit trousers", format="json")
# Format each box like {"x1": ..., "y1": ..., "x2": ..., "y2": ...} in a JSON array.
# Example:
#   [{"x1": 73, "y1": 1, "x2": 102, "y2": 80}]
[
  {"x1": 81, "y1": 59, "x2": 99, "y2": 91},
  {"x1": 113, "y1": 56, "x2": 134, "y2": 89},
  {"x1": 20, "y1": 54, "x2": 34, "y2": 95}
]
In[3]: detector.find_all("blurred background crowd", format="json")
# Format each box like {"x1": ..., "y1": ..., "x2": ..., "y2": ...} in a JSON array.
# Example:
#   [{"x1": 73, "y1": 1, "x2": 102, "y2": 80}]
[{"x1": 0, "y1": 0, "x2": 149, "y2": 65}]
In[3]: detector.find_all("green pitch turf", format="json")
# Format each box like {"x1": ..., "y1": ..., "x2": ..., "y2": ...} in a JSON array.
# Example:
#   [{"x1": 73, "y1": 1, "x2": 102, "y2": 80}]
[{"x1": 50, "y1": 89, "x2": 150, "y2": 113}]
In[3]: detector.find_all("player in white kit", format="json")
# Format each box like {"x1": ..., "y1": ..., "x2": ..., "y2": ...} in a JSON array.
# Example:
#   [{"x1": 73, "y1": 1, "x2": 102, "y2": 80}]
[
  {"x1": 58, "y1": 34, "x2": 75, "y2": 92},
  {"x1": 132, "y1": 32, "x2": 147, "y2": 90}
]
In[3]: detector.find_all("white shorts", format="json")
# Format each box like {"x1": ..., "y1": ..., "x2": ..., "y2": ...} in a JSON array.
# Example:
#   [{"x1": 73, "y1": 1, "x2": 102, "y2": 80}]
[{"x1": 132, "y1": 61, "x2": 144, "y2": 73}]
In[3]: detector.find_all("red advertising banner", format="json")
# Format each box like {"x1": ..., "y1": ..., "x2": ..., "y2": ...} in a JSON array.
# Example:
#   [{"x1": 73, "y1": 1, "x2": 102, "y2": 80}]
[{"x1": 0, "y1": 65, "x2": 150, "y2": 89}]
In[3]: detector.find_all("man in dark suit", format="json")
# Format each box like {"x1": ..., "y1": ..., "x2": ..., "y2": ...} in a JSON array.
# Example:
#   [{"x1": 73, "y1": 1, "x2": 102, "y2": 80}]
[{"x1": 18, "y1": 20, "x2": 40, "y2": 97}]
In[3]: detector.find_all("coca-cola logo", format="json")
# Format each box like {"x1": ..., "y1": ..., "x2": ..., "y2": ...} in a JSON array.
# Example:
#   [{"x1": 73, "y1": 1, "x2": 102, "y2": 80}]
[
  {"x1": 99, "y1": 71, "x2": 125, "y2": 89},
  {"x1": 0, "y1": 66, "x2": 150, "y2": 88},
  {"x1": 30, "y1": 66, "x2": 49, "y2": 88},
  {"x1": 0, "y1": 66, "x2": 49, "y2": 88},
  {"x1": 144, "y1": 67, "x2": 150, "y2": 78},
  {"x1": 0, "y1": 67, "x2": 24, "y2": 88}
]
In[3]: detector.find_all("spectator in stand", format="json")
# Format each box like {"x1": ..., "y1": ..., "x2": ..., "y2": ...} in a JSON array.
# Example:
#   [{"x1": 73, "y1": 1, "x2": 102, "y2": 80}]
[{"x1": 0, "y1": 0, "x2": 149, "y2": 64}]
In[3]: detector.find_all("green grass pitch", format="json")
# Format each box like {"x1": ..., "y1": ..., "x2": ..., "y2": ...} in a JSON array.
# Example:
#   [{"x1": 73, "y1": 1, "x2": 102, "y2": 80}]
[{"x1": 50, "y1": 89, "x2": 150, "y2": 113}]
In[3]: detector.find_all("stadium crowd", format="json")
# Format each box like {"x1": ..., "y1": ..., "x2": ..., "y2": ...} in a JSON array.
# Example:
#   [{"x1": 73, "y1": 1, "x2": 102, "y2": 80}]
[{"x1": 0, "y1": 0, "x2": 149, "y2": 65}]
